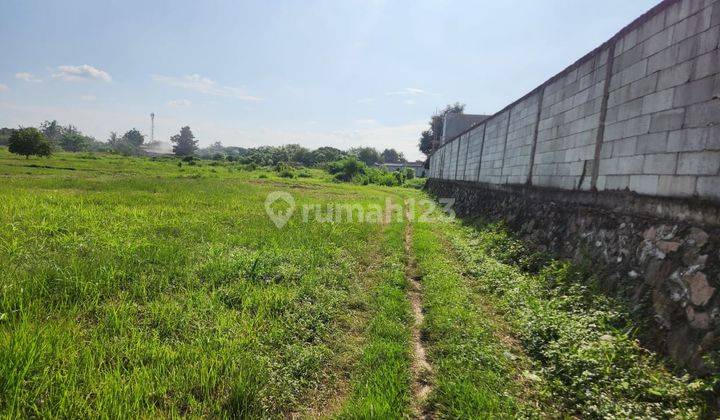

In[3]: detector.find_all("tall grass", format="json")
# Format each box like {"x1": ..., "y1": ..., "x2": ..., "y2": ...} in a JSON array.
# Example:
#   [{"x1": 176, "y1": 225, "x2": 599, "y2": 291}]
[{"x1": 0, "y1": 149, "x2": 406, "y2": 417}]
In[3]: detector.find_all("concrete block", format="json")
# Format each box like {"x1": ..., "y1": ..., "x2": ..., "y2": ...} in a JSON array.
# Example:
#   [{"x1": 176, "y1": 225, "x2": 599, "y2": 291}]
[
  {"x1": 639, "y1": 9, "x2": 667, "y2": 42},
  {"x1": 612, "y1": 137, "x2": 638, "y2": 157},
  {"x1": 637, "y1": 132, "x2": 669, "y2": 154},
  {"x1": 677, "y1": 151, "x2": 720, "y2": 174},
  {"x1": 696, "y1": 175, "x2": 720, "y2": 199},
  {"x1": 667, "y1": 127, "x2": 718, "y2": 152},
  {"x1": 698, "y1": 26, "x2": 720, "y2": 56},
  {"x1": 673, "y1": 76, "x2": 716, "y2": 107},
  {"x1": 629, "y1": 74, "x2": 659, "y2": 101},
  {"x1": 616, "y1": 155, "x2": 645, "y2": 174},
  {"x1": 600, "y1": 142, "x2": 613, "y2": 158},
  {"x1": 657, "y1": 61, "x2": 693, "y2": 90},
  {"x1": 673, "y1": 6, "x2": 712, "y2": 43},
  {"x1": 693, "y1": 50, "x2": 720, "y2": 81},
  {"x1": 684, "y1": 101, "x2": 720, "y2": 127},
  {"x1": 617, "y1": 97, "x2": 644, "y2": 121},
  {"x1": 624, "y1": 114, "x2": 653, "y2": 137},
  {"x1": 605, "y1": 175, "x2": 630, "y2": 190},
  {"x1": 643, "y1": 26, "x2": 675, "y2": 58},
  {"x1": 647, "y1": 44, "x2": 679, "y2": 74},
  {"x1": 642, "y1": 88, "x2": 675, "y2": 115},
  {"x1": 650, "y1": 109, "x2": 686, "y2": 132},
  {"x1": 604, "y1": 121, "x2": 625, "y2": 142},
  {"x1": 658, "y1": 175, "x2": 697, "y2": 197},
  {"x1": 598, "y1": 157, "x2": 618, "y2": 174},
  {"x1": 643, "y1": 153, "x2": 678, "y2": 174},
  {"x1": 629, "y1": 174, "x2": 659, "y2": 195},
  {"x1": 611, "y1": 59, "x2": 648, "y2": 91}
]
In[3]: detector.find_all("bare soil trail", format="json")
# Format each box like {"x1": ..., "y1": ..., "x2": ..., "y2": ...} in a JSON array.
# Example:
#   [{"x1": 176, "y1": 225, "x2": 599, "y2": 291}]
[{"x1": 403, "y1": 202, "x2": 433, "y2": 419}]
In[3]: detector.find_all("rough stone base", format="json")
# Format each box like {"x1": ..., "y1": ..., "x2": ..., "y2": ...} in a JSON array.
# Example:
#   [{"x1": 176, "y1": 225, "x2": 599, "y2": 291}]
[{"x1": 426, "y1": 178, "x2": 720, "y2": 375}]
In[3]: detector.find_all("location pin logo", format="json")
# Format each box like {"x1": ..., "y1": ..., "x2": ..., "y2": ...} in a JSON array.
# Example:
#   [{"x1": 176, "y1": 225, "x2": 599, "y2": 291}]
[{"x1": 265, "y1": 191, "x2": 296, "y2": 228}]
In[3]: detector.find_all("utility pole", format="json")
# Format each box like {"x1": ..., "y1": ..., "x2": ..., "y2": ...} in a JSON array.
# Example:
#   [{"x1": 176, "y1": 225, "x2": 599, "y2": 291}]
[{"x1": 150, "y1": 113, "x2": 155, "y2": 143}]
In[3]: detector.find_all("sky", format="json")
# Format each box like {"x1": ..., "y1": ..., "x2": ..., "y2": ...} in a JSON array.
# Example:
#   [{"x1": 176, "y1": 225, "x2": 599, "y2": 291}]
[{"x1": 0, "y1": 0, "x2": 658, "y2": 161}]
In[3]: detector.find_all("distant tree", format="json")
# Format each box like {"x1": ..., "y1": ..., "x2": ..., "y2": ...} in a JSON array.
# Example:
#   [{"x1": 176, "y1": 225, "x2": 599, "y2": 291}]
[
  {"x1": 121, "y1": 129, "x2": 145, "y2": 147},
  {"x1": 107, "y1": 132, "x2": 120, "y2": 146},
  {"x1": 381, "y1": 148, "x2": 405, "y2": 164},
  {"x1": 0, "y1": 128, "x2": 17, "y2": 146},
  {"x1": 418, "y1": 130, "x2": 435, "y2": 156},
  {"x1": 312, "y1": 146, "x2": 346, "y2": 164},
  {"x1": 418, "y1": 102, "x2": 465, "y2": 156},
  {"x1": 349, "y1": 147, "x2": 382, "y2": 166},
  {"x1": 39, "y1": 120, "x2": 63, "y2": 144},
  {"x1": 171, "y1": 126, "x2": 198, "y2": 156},
  {"x1": 282, "y1": 144, "x2": 314, "y2": 166},
  {"x1": 8, "y1": 127, "x2": 52, "y2": 159},
  {"x1": 60, "y1": 132, "x2": 90, "y2": 152}
]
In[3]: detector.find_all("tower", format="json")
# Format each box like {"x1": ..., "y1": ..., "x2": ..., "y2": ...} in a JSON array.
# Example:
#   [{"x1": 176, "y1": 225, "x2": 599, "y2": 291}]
[{"x1": 150, "y1": 113, "x2": 155, "y2": 143}]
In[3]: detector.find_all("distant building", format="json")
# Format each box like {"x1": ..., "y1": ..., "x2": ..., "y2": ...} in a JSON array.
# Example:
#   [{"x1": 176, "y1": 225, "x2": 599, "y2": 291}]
[
  {"x1": 376, "y1": 161, "x2": 426, "y2": 178},
  {"x1": 441, "y1": 113, "x2": 490, "y2": 145}
]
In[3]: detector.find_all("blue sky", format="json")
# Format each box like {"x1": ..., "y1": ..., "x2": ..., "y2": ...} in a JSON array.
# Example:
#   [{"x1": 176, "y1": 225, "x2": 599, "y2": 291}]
[{"x1": 0, "y1": 0, "x2": 657, "y2": 160}]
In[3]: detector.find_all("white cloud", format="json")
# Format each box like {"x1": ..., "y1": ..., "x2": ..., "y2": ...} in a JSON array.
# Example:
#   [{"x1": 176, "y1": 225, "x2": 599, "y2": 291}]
[
  {"x1": 167, "y1": 99, "x2": 191, "y2": 108},
  {"x1": 15, "y1": 72, "x2": 42, "y2": 83},
  {"x1": 80, "y1": 94, "x2": 96, "y2": 101},
  {"x1": 354, "y1": 118, "x2": 378, "y2": 125},
  {"x1": 357, "y1": 97, "x2": 375, "y2": 104},
  {"x1": 403, "y1": 99, "x2": 416, "y2": 105},
  {"x1": 153, "y1": 74, "x2": 262, "y2": 101},
  {"x1": 52, "y1": 65, "x2": 112, "y2": 82},
  {"x1": 385, "y1": 87, "x2": 427, "y2": 96},
  {"x1": 0, "y1": 84, "x2": 8, "y2": 92}
]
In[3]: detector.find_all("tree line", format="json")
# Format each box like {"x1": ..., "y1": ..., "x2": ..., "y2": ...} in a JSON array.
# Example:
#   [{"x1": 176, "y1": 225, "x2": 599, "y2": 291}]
[{"x1": 0, "y1": 121, "x2": 410, "y2": 167}]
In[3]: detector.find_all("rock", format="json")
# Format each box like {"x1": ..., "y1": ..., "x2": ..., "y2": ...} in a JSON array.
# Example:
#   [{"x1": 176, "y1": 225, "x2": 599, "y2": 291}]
[
  {"x1": 687, "y1": 272, "x2": 716, "y2": 306},
  {"x1": 686, "y1": 227, "x2": 709, "y2": 248},
  {"x1": 643, "y1": 226, "x2": 657, "y2": 241},
  {"x1": 686, "y1": 306, "x2": 711, "y2": 330},
  {"x1": 669, "y1": 269, "x2": 689, "y2": 302},
  {"x1": 656, "y1": 240, "x2": 681, "y2": 253}
]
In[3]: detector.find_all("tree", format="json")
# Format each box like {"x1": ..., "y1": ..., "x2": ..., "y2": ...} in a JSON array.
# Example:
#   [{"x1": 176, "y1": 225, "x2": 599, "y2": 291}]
[
  {"x1": 418, "y1": 102, "x2": 465, "y2": 156},
  {"x1": 122, "y1": 128, "x2": 145, "y2": 147},
  {"x1": 349, "y1": 147, "x2": 382, "y2": 166},
  {"x1": 39, "y1": 120, "x2": 63, "y2": 144},
  {"x1": 0, "y1": 128, "x2": 17, "y2": 146},
  {"x1": 171, "y1": 126, "x2": 198, "y2": 156},
  {"x1": 312, "y1": 146, "x2": 345, "y2": 164},
  {"x1": 8, "y1": 127, "x2": 52, "y2": 159},
  {"x1": 60, "y1": 132, "x2": 90, "y2": 152},
  {"x1": 381, "y1": 148, "x2": 405, "y2": 164}
]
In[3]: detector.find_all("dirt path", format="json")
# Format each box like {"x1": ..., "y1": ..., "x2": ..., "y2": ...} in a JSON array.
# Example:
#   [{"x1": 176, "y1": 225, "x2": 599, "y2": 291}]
[{"x1": 403, "y1": 202, "x2": 433, "y2": 419}]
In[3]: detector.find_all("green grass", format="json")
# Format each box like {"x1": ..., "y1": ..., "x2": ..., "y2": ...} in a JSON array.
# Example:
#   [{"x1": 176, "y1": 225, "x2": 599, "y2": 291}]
[
  {"x1": 338, "y1": 220, "x2": 413, "y2": 419},
  {"x1": 412, "y1": 212, "x2": 529, "y2": 418},
  {"x1": 0, "y1": 149, "x2": 410, "y2": 417}
]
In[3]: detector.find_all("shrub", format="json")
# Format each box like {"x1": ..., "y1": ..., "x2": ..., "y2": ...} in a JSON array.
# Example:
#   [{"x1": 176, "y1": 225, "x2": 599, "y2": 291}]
[
  {"x1": 8, "y1": 128, "x2": 52, "y2": 159},
  {"x1": 329, "y1": 157, "x2": 366, "y2": 182}
]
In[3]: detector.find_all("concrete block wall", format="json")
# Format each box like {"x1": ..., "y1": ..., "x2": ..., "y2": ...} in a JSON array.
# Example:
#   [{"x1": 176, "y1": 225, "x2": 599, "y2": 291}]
[
  {"x1": 503, "y1": 92, "x2": 541, "y2": 185},
  {"x1": 429, "y1": 0, "x2": 720, "y2": 202},
  {"x1": 533, "y1": 48, "x2": 608, "y2": 190},
  {"x1": 464, "y1": 125, "x2": 485, "y2": 180},
  {"x1": 478, "y1": 110, "x2": 510, "y2": 184}
]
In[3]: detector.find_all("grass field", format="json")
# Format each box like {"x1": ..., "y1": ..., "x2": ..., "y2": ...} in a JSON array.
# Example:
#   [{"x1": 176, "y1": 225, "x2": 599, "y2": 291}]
[{"x1": 0, "y1": 149, "x2": 713, "y2": 418}]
